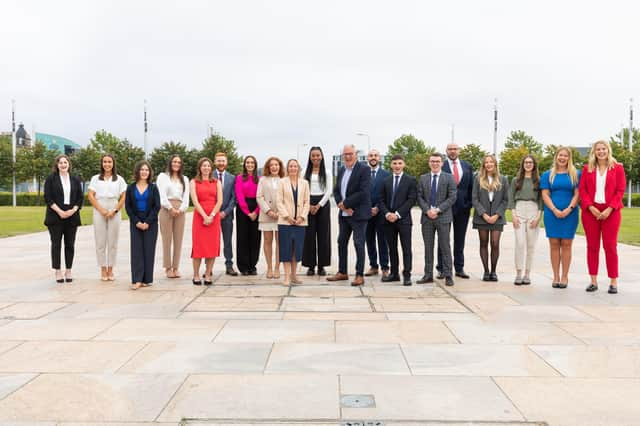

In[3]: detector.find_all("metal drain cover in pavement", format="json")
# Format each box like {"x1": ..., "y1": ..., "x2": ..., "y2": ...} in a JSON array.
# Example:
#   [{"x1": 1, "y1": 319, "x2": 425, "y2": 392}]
[
  {"x1": 340, "y1": 394, "x2": 376, "y2": 408},
  {"x1": 340, "y1": 422, "x2": 384, "y2": 426}
]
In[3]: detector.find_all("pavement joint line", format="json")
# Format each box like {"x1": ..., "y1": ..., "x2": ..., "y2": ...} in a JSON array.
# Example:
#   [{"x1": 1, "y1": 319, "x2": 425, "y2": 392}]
[
  {"x1": 434, "y1": 282, "x2": 474, "y2": 314},
  {"x1": 571, "y1": 304, "x2": 605, "y2": 321},
  {"x1": 155, "y1": 373, "x2": 190, "y2": 423},
  {"x1": 86, "y1": 317, "x2": 125, "y2": 341},
  {"x1": 0, "y1": 371, "x2": 40, "y2": 403},
  {"x1": 397, "y1": 342, "x2": 414, "y2": 375},
  {"x1": 490, "y1": 376, "x2": 532, "y2": 424},
  {"x1": 178, "y1": 417, "x2": 547, "y2": 424},
  {"x1": 440, "y1": 320, "x2": 462, "y2": 344},
  {"x1": 178, "y1": 288, "x2": 208, "y2": 313},
  {"x1": 524, "y1": 344, "x2": 565, "y2": 378},
  {"x1": 0, "y1": 340, "x2": 24, "y2": 356},
  {"x1": 548, "y1": 322, "x2": 590, "y2": 345},
  {"x1": 210, "y1": 319, "x2": 229, "y2": 342},
  {"x1": 261, "y1": 342, "x2": 275, "y2": 373},
  {"x1": 337, "y1": 374, "x2": 343, "y2": 419}
]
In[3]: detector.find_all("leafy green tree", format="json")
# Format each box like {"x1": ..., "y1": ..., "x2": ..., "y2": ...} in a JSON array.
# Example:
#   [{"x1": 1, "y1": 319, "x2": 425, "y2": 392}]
[
  {"x1": 199, "y1": 133, "x2": 242, "y2": 175},
  {"x1": 610, "y1": 128, "x2": 640, "y2": 184},
  {"x1": 70, "y1": 145, "x2": 101, "y2": 184},
  {"x1": 383, "y1": 134, "x2": 435, "y2": 178},
  {"x1": 459, "y1": 143, "x2": 489, "y2": 172},
  {"x1": 149, "y1": 141, "x2": 200, "y2": 179},
  {"x1": 15, "y1": 140, "x2": 59, "y2": 204},
  {"x1": 538, "y1": 144, "x2": 586, "y2": 174},
  {"x1": 0, "y1": 135, "x2": 13, "y2": 189},
  {"x1": 498, "y1": 146, "x2": 529, "y2": 179},
  {"x1": 504, "y1": 130, "x2": 543, "y2": 157}
]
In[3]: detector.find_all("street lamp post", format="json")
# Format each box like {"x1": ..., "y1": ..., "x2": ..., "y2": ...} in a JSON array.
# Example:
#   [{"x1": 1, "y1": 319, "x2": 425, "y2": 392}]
[
  {"x1": 11, "y1": 100, "x2": 16, "y2": 207},
  {"x1": 297, "y1": 143, "x2": 309, "y2": 163},
  {"x1": 356, "y1": 132, "x2": 370, "y2": 153}
]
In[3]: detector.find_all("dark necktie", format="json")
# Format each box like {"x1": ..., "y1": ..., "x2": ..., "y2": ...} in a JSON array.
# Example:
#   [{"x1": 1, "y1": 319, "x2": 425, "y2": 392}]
[
  {"x1": 390, "y1": 175, "x2": 399, "y2": 209},
  {"x1": 217, "y1": 171, "x2": 223, "y2": 186},
  {"x1": 371, "y1": 169, "x2": 376, "y2": 181},
  {"x1": 430, "y1": 174, "x2": 438, "y2": 207}
]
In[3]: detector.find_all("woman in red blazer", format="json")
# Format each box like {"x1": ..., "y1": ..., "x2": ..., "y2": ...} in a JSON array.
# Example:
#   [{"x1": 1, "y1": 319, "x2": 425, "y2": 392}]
[{"x1": 579, "y1": 140, "x2": 626, "y2": 294}]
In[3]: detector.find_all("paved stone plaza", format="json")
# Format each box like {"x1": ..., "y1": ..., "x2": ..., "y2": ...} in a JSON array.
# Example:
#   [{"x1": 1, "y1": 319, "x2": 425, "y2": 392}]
[{"x1": 1, "y1": 207, "x2": 640, "y2": 425}]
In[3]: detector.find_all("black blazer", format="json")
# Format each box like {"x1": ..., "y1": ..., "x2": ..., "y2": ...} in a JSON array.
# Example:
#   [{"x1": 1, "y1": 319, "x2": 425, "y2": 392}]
[
  {"x1": 442, "y1": 158, "x2": 473, "y2": 214},
  {"x1": 125, "y1": 182, "x2": 161, "y2": 225},
  {"x1": 43, "y1": 173, "x2": 84, "y2": 227},
  {"x1": 378, "y1": 173, "x2": 417, "y2": 225},
  {"x1": 333, "y1": 161, "x2": 371, "y2": 221}
]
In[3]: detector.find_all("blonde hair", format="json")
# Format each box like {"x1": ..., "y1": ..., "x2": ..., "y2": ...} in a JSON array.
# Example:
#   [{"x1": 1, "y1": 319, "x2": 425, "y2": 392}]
[
  {"x1": 587, "y1": 140, "x2": 618, "y2": 172},
  {"x1": 478, "y1": 155, "x2": 502, "y2": 192},
  {"x1": 549, "y1": 146, "x2": 579, "y2": 186}
]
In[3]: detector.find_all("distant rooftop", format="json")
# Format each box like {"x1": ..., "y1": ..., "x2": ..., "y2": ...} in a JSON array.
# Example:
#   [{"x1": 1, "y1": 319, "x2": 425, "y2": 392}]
[{"x1": 35, "y1": 132, "x2": 81, "y2": 154}]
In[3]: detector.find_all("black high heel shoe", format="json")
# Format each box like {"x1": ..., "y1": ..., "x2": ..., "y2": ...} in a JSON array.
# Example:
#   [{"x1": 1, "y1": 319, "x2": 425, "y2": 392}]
[
  {"x1": 585, "y1": 284, "x2": 598, "y2": 292},
  {"x1": 203, "y1": 276, "x2": 213, "y2": 286},
  {"x1": 608, "y1": 285, "x2": 618, "y2": 294},
  {"x1": 192, "y1": 278, "x2": 202, "y2": 286}
]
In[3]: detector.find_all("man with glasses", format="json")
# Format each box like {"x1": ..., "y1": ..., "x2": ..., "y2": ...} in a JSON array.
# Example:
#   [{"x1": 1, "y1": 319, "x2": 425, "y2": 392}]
[
  {"x1": 417, "y1": 152, "x2": 457, "y2": 286},
  {"x1": 438, "y1": 143, "x2": 474, "y2": 279},
  {"x1": 327, "y1": 144, "x2": 371, "y2": 286}
]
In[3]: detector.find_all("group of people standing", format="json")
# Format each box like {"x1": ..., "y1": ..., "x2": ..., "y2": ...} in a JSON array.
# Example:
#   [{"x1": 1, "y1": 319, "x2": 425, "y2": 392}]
[{"x1": 42, "y1": 139, "x2": 626, "y2": 293}]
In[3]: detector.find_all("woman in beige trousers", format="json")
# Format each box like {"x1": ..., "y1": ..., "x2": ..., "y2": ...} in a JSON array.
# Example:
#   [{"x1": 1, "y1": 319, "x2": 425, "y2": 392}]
[
  {"x1": 157, "y1": 155, "x2": 190, "y2": 278},
  {"x1": 88, "y1": 154, "x2": 127, "y2": 281}
]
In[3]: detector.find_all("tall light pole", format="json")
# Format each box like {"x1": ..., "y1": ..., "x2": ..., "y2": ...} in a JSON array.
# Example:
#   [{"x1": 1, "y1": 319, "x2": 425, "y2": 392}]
[
  {"x1": 492, "y1": 98, "x2": 498, "y2": 155},
  {"x1": 628, "y1": 98, "x2": 634, "y2": 208},
  {"x1": 297, "y1": 143, "x2": 308, "y2": 162},
  {"x1": 11, "y1": 100, "x2": 16, "y2": 207},
  {"x1": 451, "y1": 124, "x2": 455, "y2": 144},
  {"x1": 143, "y1": 100, "x2": 148, "y2": 159},
  {"x1": 356, "y1": 132, "x2": 370, "y2": 153}
]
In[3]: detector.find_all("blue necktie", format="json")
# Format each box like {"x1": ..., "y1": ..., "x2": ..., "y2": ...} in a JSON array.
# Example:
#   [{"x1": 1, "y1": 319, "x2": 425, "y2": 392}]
[
  {"x1": 430, "y1": 174, "x2": 437, "y2": 207},
  {"x1": 390, "y1": 175, "x2": 399, "y2": 209},
  {"x1": 371, "y1": 169, "x2": 376, "y2": 181}
]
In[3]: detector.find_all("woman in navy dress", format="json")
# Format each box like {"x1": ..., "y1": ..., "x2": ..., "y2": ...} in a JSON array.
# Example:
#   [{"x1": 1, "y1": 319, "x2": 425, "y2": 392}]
[{"x1": 540, "y1": 147, "x2": 581, "y2": 289}]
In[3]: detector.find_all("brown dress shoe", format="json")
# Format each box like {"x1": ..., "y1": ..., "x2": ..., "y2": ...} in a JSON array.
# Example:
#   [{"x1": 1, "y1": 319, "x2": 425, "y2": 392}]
[
  {"x1": 327, "y1": 272, "x2": 349, "y2": 282},
  {"x1": 364, "y1": 268, "x2": 379, "y2": 277},
  {"x1": 381, "y1": 269, "x2": 390, "y2": 278},
  {"x1": 351, "y1": 275, "x2": 365, "y2": 286}
]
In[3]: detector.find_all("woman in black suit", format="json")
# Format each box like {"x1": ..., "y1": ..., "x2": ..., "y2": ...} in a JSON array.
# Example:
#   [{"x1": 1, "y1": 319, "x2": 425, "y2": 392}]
[
  {"x1": 124, "y1": 160, "x2": 161, "y2": 290},
  {"x1": 44, "y1": 154, "x2": 84, "y2": 283}
]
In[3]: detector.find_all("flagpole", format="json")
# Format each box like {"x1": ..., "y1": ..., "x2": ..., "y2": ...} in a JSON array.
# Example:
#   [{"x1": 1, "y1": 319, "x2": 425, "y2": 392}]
[
  {"x1": 11, "y1": 100, "x2": 16, "y2": 207},
  {"x1": 143, "y1": 100, "x2": 148, "y2": 159},
  {"x1": 629, "y1": 98, "x2": 634, "y2": 208},
  {"x1": 492, "y1": 98, "x2": 498, "y2": 155}
]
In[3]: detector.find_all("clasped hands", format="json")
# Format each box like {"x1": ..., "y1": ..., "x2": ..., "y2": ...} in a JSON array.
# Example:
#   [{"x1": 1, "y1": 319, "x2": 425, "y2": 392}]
[
  {"x1": 337, "y1": 202, "x2": 354, "y2": 216},
  {"x1": 135, "y1": 221, "x2": 150, "y2": 231},
  {"x1": 589, "y1": 205, "x2": 612, "y2": 221},
  {"x1": 482, "y1": 212, "x2": 499, "y2": 224},
  {"x1": 512, "y1": 215, "x2": 539, "y2": 229}
]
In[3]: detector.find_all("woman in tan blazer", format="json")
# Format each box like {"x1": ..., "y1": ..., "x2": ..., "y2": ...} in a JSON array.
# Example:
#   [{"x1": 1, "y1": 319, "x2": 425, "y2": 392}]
[
  {"x1": 276, "y1": 159, "x2": 310, "y2": 286},
  {"x1": 257, "y1": 157, "x2": 285, "y2": 278}
]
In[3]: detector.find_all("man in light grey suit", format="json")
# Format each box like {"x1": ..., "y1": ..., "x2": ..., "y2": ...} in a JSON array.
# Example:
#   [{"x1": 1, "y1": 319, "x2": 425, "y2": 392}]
[
  {"x1": 417, "y1": 152, "x2": 457, "y2": 286},
  {"x1": 214, "y1": 152, "x2": 239, "y2": 276}
]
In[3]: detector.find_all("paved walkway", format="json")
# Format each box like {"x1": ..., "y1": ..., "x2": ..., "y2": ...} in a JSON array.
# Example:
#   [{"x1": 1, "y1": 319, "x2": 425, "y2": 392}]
[{"x1": 1, "y1": 208, "x2": 640, "y2": 426}]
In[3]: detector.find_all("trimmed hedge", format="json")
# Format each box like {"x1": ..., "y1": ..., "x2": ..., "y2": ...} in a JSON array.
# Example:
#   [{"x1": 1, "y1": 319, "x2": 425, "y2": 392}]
[{"x1": 0, "y1": 192, "x2": 91, "y2": 206}]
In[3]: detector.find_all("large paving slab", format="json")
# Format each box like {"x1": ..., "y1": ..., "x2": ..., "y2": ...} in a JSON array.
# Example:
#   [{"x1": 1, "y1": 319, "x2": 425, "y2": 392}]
[
  {"x1": 0, "y1": 302, "x2": 70, "y2": 319},
  {"x1": 335, "y1": 320, "x2": 458, "y2": 344},
  {"x1": 530, "y1": 344, "x2": 640, "y2": 378},
  {"x1": 157, "y1": 374, "x2": 339, "y2": 421},
  {"x1": 445, "y1": 320, "x2": 584, "y2": 344},
  {"x1": 0, "y1": 373, "x2": 37, "y2": 400},
  {"x1": 214, "y1": 319, "x2": 335, "y2": 343},
  {"x1": 94, "y1": 318, "x2": 226, "y2": 341},
  {"x1": 0, "y1": 318, "x2": 119, "y2": 341}
]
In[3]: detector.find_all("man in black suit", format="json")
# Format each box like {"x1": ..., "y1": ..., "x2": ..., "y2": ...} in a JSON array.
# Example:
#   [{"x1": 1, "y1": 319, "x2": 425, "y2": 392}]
[
  {"x1": 327, "y1": 144, "x2": 371, "y2": 286},
  {"x1": 437, "y1": 143, "x2": 473, "y2": 279},
  {"x1": 378, "y1": 154, "x2": 417, "y2": 286},
  {"x1": 365, "y1": 149, "x2": 390, "y2": 278}
]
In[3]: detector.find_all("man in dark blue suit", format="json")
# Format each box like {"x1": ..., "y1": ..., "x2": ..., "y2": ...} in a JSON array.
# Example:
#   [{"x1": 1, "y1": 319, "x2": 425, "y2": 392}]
[
  {"x1": 437, "y1": 143, "x2": 473, "y2": 279},
  {"x1": 327, "y1": 144, "x2": 371, "y2": 286},
  {"x1": 365, "y1": 149, "x2": 390, "y2": 278}
]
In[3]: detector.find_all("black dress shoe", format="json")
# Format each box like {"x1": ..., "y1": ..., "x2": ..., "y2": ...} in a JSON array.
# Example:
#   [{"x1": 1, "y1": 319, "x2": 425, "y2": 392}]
[
  {"x1": 445, "y1": 276, "x2": 454, "y2": 286},
  {"x1": 489, "y1": 272, "x2": 498, "y2": 282},
  {"x1": 226, "y1": 267, "x2": 238, "y2": 276},
  {"x1": 248, "y1": 270, "x2": 258, "y2": 276},
  {"x1": 455, "y1": 270, "x2": 470, "y2": 279},
  {"x1": 436, "y1": 272, "x2": 445, "y2": 280},
  {"x1": 240, "y1": 271, "x2": 249, "y2": 276},
  {"x1": 203, "y1": 278, "x2": 213, "y2": 286},
  {"x1": 586, "y1": 284, "x2": 598, "y2": 292},
  {"x1": 552, "y1": 282, "x2": 560, "y2": 288},
  {"x1": 417, "y1": 275, "x2": 434, "y2": 284},
  {"x1": 306, "y1": 268, "x2": 315, "y2": 276},
  {"x1": 557, "y1": 283, "x2": 568, "y2": 289},
  {"x1": 608, "y1": 285, "x2": 618, "y2": 294},
  {"x1": 192, "y1": 279, "x2": 202, "y2": 286},
  {"x1": 482, "y1": 272, "x2": 491, "y2": 281},
  {"x1": 318, "y1": 267, "x2": 327, "y2": 276},
  {"x1": 381, "y1": 274, "x2": 401, "y2": 283},
  {"x1": 403, "y1": 278, "x2": 412, "y2": 286}
]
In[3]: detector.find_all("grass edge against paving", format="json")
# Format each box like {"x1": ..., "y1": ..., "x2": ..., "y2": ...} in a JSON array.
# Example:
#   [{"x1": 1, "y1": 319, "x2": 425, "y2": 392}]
[{"x1": 2, "y1": 206, "x2": 640, "y2": 246}]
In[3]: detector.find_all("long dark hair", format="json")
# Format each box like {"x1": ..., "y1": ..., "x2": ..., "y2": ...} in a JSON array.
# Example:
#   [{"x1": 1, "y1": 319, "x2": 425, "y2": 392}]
[
  {"x1": 242, "y1": 155, "x2": 259, "y2": 184},
  {"x1": 514, "y1": 154, "x2": 540, "y2": 191},
  {"x1": 303, "y1": 146, "x2": 327, "y2": 189},
  {"x1": 133, "y1": 160, "x2": 154, "y2": 183},
  {"x1": 166, "y1": 154, "x2": 185, "y2": 191},
  {"x1": 99, "y1": 154, "x2": 118, "y2": 181}
]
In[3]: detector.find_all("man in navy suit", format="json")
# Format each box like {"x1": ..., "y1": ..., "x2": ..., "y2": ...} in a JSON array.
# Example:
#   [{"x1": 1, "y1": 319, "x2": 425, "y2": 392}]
[
  {"x1": 215, "y1": 152, "x2": 239, "y2": 276},
  {"x1": 327, "y1": 144, "x2": 371, "y2": 286},
  {"x1": 365, "y1": 149, "x2": 390, "y2": 278},
  {"x1": 378, "y1": 154, "x2": 417, "y2": 286},
  {"x1": 437, "y1": 143, "x2": 473, "y2": 279}
]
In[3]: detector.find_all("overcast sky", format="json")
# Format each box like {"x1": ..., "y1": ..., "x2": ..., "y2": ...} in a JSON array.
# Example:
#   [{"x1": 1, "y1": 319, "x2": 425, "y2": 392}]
[{"x1": 2, "y1": 0, "x2": 639, "y2": 165}]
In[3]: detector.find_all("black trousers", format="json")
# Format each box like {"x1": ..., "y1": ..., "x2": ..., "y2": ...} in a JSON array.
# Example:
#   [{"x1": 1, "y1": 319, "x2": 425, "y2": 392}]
[
  {"x1": 384, "y1": 222, "x2": 412, "y2": 278},
  {"x1": 337, "y1": 215, "x2": 367, "y2": 276},
  {"x1": 302, "y1": 195, "x2": 331, "y2": 268},
  {"x1": 130, "y1": 220, "x2": 158, "y2": 284},
  {"x1": 48, "y1": 221, "x2": 78, "y2": 269},
  {"x1": 221, "y1": 215, "x2": 234, "y2": 267},
  {"x1": 236, "y1": 198, "x2": 261, "y2": 273},
  {"x1": 366, "y1": 214, "x2": 389, "y2": 270},
  {"x1": 437, "y1": 208, "x2": 470, "y2": 273}
]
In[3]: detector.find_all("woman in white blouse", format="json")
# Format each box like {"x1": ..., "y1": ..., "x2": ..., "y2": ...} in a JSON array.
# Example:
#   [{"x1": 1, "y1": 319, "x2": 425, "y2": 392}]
[
  {"x1": 156, "y1": 155, "x2": 190, "y2": 278},
  {"x1": 257, "y1": 157, "x2": 285, "y2": 279},
  {"x1": 88, "y1": 154, "x2": 127, "y2": 281},
  {"x1": 302, "y1": 147, "x2": 332, "y2": 276}
]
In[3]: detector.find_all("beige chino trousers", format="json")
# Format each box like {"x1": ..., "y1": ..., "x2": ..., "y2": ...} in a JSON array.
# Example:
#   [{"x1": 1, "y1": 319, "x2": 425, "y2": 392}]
[
  {"x1": 159, "y1": 199, "x2": 186, "y2": 270},
  {"x1": 513, "y1": 200, "x2": 540, "y2": 272},
  {"x1": 93, "y1": 198, "x2": 121, "y2": 267}
]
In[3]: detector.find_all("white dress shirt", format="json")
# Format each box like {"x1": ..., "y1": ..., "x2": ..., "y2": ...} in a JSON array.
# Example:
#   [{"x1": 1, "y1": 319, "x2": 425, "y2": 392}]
[
  {"x1": 595, "y1": 168, "x2": 607, "y2": 204},
  {"x1": 156, "y1": 172, "x2": 190, "y2": 211},
  {"x1": 60, "y1": 174, "x2": 71, "y2": 205},
  {"x1": 309, "y1": 173, "x2": 331, "y2": 207}
]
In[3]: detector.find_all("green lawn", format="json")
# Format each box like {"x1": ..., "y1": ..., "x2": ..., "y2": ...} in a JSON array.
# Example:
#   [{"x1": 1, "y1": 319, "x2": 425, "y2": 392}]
[{"x1": 2, "y1": 206, "x2": 640, "y2": 246}]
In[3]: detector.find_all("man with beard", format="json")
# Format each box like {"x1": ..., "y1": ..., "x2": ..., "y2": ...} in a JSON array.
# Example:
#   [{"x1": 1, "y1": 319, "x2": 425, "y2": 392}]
[
  {"x1": 364, "y1": 149, "x2": 390, "y2": 278},
  {"x1": 214, "y1": 152, "x2": 239, "y2": 276}
]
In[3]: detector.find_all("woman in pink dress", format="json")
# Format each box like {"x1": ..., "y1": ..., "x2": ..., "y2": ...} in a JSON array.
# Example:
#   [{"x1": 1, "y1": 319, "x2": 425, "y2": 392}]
[{"x1": 190, "y1": 157, "x2": 222, "y2": 285}]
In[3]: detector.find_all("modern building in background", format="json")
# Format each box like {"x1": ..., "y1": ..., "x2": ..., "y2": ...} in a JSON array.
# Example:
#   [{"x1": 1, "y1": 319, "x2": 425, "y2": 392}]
[{"x1": 331, "y1": 150, "x2": 386, "y2": 179}]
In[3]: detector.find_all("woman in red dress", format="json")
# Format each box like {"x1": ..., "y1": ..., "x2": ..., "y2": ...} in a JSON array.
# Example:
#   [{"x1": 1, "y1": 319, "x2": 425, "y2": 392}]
[{"x1": 190, "y1": 157, "x2": 223, "y2": 285}]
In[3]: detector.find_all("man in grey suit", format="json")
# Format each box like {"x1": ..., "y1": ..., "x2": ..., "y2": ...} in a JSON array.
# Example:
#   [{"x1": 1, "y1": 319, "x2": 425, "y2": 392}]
[
  {"x1": 214, "y1": 152, "x2": 239, "y2": 276},
  {"x1": 417, "y1": 152, "x2": 457, "y2": 286}
]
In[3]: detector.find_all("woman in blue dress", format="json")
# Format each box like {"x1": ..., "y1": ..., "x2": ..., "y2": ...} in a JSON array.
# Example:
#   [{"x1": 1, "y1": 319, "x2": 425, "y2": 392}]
[{"x1": 540, "y1": 147, "x2": 581, "y2": 289}]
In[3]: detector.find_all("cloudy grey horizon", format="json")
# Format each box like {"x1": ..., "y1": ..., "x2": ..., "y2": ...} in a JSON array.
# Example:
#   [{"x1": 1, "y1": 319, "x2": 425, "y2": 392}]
[{"x1": 2, "y1": 0, "x2": 639, "y2": 163}]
